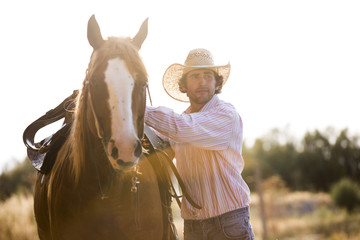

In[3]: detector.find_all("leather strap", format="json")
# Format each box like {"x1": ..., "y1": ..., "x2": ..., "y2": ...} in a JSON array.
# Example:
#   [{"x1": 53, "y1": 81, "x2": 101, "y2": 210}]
[
  {"x1": 23, "y1": 90, "x2": 78, "y2": 173},
  {"x1": 144, "y1": 125, "x2": 202, "y2": 210}
]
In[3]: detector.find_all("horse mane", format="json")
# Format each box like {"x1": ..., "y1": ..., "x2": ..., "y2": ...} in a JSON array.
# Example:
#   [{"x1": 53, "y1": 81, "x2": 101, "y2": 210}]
[
  {"x1": 47, "y1": 87, "x2": 88, "y2": 189},
  {"x1": 69, "y1": 87, "x2": 90, "y2": 183},
  {"x1": 50, "y1": 36, "x2": 148, "y2": 185}
]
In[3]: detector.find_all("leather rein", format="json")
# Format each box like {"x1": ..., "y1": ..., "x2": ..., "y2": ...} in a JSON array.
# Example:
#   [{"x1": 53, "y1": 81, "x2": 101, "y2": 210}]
[
  {"x1": 145, "y1": 86, "x2": 201, "y2": 210},
  {"x1": 22, "y1": 83, "x2": 201, "y2": 210}
]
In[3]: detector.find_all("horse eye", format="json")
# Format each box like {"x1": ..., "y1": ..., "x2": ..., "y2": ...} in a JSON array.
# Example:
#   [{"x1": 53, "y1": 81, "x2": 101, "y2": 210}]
[{"x1": 135, "y1": 73, "x2": 148, "y2": 88}]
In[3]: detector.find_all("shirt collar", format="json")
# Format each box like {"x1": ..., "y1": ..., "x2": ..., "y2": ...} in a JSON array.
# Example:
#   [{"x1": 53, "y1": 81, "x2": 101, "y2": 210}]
[{"x1": 184, "y1": 95, "x2": 220, "y2": 114}]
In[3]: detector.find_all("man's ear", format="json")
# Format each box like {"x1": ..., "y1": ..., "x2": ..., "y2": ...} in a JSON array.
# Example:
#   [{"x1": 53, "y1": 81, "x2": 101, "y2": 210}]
[
  {"x1": 179, "y1": 85, "x2": 188, "y2": 93},
  {"x1": 215, "y1": 86, "x2": 221, "y2": 91}
]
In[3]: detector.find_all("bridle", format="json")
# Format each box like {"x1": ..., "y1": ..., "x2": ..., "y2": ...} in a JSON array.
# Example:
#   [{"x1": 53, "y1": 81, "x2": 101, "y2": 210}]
[
  {"x1": 85, "y1": 78, "x2": 105, "y2": 140},
  {"x1": 23, "y1": 67, "x2": 200, "y2": 240},
  {"x1": 84, "y1": 68, "x2": 146, "y2": 199},
  {"x1": 85, "y1": 67, "x2": 202, "y2": 210}
]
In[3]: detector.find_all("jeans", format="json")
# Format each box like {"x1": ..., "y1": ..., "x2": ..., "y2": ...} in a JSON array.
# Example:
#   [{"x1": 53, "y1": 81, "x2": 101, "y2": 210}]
[{"x1": 184, "y1": 207, "x2": 255, "y2": 240}]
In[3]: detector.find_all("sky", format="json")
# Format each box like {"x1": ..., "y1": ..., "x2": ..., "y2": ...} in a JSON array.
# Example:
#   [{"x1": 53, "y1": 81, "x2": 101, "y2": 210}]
[{"x1": 0, "y1": 0, "x2": 359, "y2": 171}]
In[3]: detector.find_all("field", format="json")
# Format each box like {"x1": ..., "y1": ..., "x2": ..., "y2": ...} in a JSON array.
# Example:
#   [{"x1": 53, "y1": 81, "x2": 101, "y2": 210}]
[
  {"x1": 1, "y1": 189, "x2": 360, "y2": 240},
  {"x1": 0, "y1": 194, "x2": 37, "y2": 240}
]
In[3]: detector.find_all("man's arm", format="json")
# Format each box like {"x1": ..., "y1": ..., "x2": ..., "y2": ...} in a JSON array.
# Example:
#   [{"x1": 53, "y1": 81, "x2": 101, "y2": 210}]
[{"x1": 145, "y1": 105, "x2": 241, "y2": 150}]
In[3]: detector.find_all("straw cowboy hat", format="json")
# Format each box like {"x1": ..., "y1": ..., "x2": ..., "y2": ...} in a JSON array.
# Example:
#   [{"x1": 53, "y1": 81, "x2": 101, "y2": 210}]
[{"x1": 162, "y1": 48, "x2": 231, "y2": 102}]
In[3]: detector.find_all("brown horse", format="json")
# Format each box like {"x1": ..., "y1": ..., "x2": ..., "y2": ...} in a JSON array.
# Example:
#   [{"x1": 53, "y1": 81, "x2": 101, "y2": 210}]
[{"x1": 29, "y1": 15, "x2": 176, "y2": 240}]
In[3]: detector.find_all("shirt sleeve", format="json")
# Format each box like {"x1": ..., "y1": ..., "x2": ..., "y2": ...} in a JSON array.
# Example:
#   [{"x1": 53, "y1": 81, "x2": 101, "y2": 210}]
[{"x1": 145, "y1": 105, "x2": 241, "y2": 150}]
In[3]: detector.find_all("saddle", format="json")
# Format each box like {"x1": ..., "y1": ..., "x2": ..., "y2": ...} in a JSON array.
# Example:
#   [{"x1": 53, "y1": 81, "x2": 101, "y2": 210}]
[
  {"x1": 23, "y1": 90, "x2": 79, "y2": 174},
  {"x1": 22, "y1": 91, "x2": 201, "y2": 210}
]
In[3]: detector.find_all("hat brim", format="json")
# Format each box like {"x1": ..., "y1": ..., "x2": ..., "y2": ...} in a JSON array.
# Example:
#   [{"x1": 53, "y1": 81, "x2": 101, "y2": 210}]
[{"x1": 162, "y1": 63, "x2": 231, "y2": 102}]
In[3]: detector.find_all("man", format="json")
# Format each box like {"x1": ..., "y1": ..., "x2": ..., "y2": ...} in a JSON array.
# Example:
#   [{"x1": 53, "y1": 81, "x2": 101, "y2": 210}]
[{"x1": 145, "y1": 48, "x2": 254, "y2": 240}]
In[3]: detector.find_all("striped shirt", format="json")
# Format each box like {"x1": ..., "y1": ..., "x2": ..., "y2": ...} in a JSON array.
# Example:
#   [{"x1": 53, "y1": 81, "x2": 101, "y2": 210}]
[{"x1": 145, "y1": 95, "x2": 251, "y2": 220}]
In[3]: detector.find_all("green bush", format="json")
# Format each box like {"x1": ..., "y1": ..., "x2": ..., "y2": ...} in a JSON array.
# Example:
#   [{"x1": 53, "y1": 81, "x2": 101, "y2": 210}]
[
  {"x1": 331, "y1": 178, "x2": 360, "y2": 213},
  {"x1": 0, "y1": 159, "x2": 36, "y2": 201}
]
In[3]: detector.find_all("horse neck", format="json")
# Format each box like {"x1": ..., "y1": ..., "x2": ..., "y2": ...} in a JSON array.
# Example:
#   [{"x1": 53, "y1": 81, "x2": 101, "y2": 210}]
[{"x1": 70, "y1": 89, "x2": 112, "y2": 184}]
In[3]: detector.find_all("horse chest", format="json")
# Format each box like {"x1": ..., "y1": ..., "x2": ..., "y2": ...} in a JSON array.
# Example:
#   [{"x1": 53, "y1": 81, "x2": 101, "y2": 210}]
[{"x1": 41, "y1": 158, "x2": 164, "y2": 240}]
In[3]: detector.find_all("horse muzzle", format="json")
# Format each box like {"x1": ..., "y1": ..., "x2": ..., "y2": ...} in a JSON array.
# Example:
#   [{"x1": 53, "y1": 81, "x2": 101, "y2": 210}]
[{"x1": 106, "y1": 139, "x2": 142, "y2": 170}]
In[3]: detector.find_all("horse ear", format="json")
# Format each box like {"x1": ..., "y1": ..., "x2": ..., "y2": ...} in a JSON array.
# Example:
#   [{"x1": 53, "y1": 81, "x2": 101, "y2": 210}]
[
  {"x1": 87, "y1": 15, "x2": 105, "y2": 50},
  {"x1": 132, "y1": 18, "x2": 148, "y2": 50}
]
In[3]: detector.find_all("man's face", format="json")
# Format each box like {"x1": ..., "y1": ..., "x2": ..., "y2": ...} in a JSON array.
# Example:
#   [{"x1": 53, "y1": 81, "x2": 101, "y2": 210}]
[{"x1": 184, "y1": 69, "x2": 219, "y2": 105}]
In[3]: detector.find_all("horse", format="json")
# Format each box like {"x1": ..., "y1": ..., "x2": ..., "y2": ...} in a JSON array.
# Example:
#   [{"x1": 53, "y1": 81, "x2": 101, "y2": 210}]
[{"x1": 25, "y1": 15, "x2": 177, "y2": 240}]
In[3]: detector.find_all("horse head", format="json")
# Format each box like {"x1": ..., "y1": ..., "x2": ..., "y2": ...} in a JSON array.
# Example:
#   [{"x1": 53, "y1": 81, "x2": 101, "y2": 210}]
[{"x1": 84, "y1": 15, "x2": 148, "y2": 170}]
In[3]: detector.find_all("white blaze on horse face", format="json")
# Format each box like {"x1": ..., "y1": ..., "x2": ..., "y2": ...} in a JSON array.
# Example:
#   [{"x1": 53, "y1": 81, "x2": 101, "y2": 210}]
[{"x1": 104, "y1": 58, "x2": 139, "y2": 168}]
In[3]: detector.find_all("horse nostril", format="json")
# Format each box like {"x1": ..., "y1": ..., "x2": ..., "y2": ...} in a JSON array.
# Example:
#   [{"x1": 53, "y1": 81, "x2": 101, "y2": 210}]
[
  {"x1": 134, "y1": 140, "x2": 142, "y2": 158},
  {"x1": 111, "y1": 147, "x2": 119, "y2": 159}
]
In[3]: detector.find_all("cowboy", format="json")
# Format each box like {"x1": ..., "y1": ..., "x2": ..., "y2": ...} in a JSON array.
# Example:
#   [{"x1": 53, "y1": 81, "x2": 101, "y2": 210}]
[{"x1": 145, "y1": 48, "x2": 255, "y2": 240}]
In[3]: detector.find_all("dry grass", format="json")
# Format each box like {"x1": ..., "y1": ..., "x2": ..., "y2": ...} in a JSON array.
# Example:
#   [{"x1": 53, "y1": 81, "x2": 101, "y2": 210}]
[
  {"x1": 1, "y1": 189, "x2": 360, "y2": 240},
  {"x1": 247, "y1": 176, "x2": 360, "y2": 240},
  {"x1": 0, "y1": 194, "x2": 38, "y2": 240}
]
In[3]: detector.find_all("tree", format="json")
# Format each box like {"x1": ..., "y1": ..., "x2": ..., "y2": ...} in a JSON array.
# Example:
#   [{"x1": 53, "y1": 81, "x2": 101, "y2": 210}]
[
  {"x1": 295, "y1": 130, "x2": 343, "y2": 191},
  {"x1": 0, "y1": 158, "x2": 36, "y2": 201},
  {"x1": 331, "y1": 129, "x2": 360, "y2": 182},
  {"x1": 248, "y1": 127, "x2": 360, "y2": 192},
  {"x1": 331, "y1": 178, "x2": 360, "y2": 213}
]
